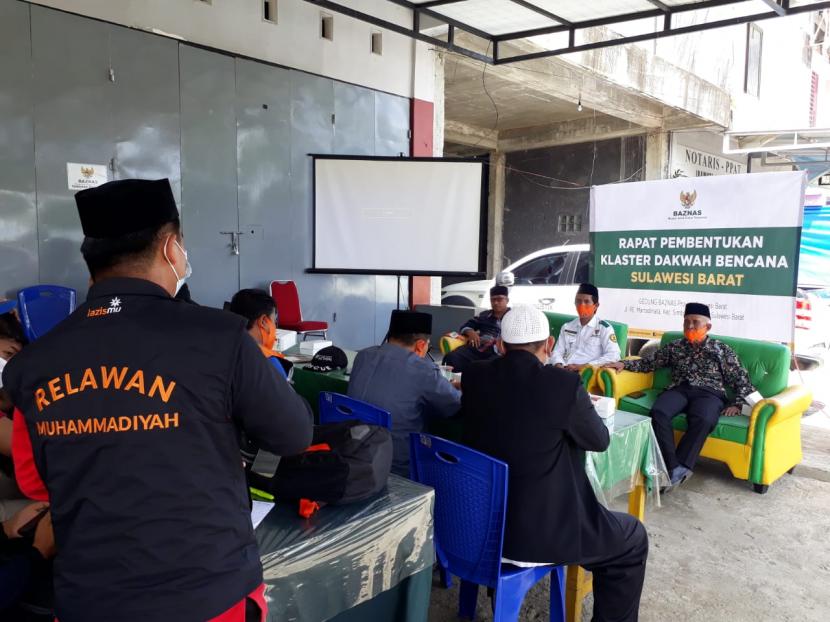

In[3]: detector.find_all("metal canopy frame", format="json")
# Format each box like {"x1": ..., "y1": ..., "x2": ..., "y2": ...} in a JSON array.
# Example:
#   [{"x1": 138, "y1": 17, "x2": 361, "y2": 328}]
[
  {"x1": 724, "y1": 128, "x2": 830, "y2": 181},
  {"x1": 303, "y1": 0, "x2": 830, "y2": 64}
]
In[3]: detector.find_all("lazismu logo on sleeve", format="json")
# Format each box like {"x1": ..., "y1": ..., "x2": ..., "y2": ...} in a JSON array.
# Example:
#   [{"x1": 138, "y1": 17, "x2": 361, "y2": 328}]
[{"x1": 87, "y1": 297, "x2": 123, "y2": 318}]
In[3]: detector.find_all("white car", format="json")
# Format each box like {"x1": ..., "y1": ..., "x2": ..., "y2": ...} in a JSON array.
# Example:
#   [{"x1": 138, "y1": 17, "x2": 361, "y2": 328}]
[{"x1": 440, "y1": 244, "x2": 590, "y2": 312}]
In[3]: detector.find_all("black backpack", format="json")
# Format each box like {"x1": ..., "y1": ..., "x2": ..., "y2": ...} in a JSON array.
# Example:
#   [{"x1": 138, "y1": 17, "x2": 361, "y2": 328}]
[{"x1": 246, "y1": 420, "x2": 393, "y2": 505}]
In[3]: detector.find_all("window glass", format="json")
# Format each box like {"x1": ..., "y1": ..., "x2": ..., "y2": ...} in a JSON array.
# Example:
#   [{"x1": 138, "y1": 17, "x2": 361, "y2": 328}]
[
  {"x1": 745, "y1": 24, "x2": 762, "y2": 97},
  {"x1": 573, "y1": 251, "x2": 591, "y2": 284},
  {"x1": 512, "y1": 253, "x2": 567, "y2": 285}
]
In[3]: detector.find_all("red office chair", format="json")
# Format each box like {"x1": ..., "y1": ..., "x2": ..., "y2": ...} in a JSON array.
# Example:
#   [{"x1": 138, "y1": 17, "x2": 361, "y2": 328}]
[{"x1": 269, "y1": 280, "x2": 328, "y2": 341}]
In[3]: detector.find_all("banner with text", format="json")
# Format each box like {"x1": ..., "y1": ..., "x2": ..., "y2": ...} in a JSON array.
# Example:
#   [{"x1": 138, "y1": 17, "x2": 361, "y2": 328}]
[{"x1": 590, "y1": 171, "x2": 806, "y2": 342}]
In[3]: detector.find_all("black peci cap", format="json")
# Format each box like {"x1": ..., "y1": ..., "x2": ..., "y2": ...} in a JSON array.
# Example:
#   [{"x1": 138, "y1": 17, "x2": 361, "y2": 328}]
[
  {"x1": 76, "y1": 178, "x2": 179, "y2": 238},
  {"x1": 684, "y1": 302, "x2": 710, "y2": 318},
  {"x1": 389, "y1": 310, "x2": 432, "y2": 336}
]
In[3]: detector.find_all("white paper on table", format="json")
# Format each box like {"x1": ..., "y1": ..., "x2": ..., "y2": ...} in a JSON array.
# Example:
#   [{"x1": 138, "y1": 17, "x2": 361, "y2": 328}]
[
  {"x1": 590, "y1": 395, "x2": 616, "y2": 419},
  {"x1": 251, "y1": 500, "x2": 275, "y2": 529}
]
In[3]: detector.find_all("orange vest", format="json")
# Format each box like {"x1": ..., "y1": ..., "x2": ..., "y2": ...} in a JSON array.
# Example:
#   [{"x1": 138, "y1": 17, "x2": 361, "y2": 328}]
[{"x1": 259, "y1": 344, "x2": 285, "y2": 360}]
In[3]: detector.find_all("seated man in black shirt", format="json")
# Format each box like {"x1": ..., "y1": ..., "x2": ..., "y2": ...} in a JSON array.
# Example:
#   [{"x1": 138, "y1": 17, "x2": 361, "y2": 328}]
[
  {"x1": 463, "y1": 305, "x2": 648, "y2": 622},
  {"x1": 442, "y1": 285, "x2": 510, "y2": 374}
]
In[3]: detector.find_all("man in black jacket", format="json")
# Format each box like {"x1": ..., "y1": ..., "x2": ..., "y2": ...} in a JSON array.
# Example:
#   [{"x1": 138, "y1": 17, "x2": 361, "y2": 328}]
[
  {"x1": 3, "y1": 179, "x2": 313, "y2": 622},
  {"x1": 442, "y1": 285, "x2": 510, "y2": 374},
  {"x1": 462, "y1": 305, "x2": 648, "y2": 622}
]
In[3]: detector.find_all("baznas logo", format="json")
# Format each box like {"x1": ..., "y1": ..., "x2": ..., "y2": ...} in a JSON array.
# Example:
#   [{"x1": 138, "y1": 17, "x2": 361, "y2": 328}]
[
  {"x1": 673, "y1": 190, "x2": 702, "y2": 218},
  {"x1": 87, "y1": 297, "x2": 123, "y2": 318},
  {"x1": 80, "y1": 166, "x2": 95, "y2": 178},
  {"x1": 679, "y1": 190, "x2": 697, "y2": 208}
]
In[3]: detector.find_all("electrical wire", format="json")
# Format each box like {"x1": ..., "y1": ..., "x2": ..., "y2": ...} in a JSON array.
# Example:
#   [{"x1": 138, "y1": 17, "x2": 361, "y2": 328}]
[
  {"x1": 589, "y1": 106, "x2": 598, "y2": 186},
  {"x1": 511, "y1": 165, "x2": 645, "y2": 191},
  {"x1": 446, "y1": 43, "x2": 648, "y2": 190},
  {"x1": 437, "y1": 19, "x2": 761, "y2": 191},
  {"x1": 440, "y1": 47, "x2": 701, "y2": 163},
  {"x1": 506, "y1": 166, "x2": 583, "y2": 187},
  {"x1": 464, "y1": 42, "x2": 501, "y2": 150}
]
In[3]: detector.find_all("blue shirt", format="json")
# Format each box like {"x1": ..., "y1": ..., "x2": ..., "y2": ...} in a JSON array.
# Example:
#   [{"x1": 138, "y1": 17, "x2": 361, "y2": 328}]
[
  {"x1": 267, "y1": 356, "x2": 288, "y2": 379},
  {"x1": 348, "y1": 343, "x2": 461, "y2": 475}
]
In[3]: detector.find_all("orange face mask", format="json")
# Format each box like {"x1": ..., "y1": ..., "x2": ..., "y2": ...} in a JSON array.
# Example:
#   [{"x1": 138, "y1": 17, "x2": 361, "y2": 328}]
[
  {"x1": 684, "y1": 327, "x2": 707, "y2": 343},
  {"x1": 576, "y1": 303, "x2": 596, "y2": 320},
  {"x1": 259, "y1": 317, "x2": 277, "y2": 352}
]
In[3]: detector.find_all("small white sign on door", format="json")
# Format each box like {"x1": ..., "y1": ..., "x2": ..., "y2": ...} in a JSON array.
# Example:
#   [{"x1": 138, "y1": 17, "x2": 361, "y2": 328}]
[{"x1": 67, "y1": 163, "x2": 108, "y2": 191}]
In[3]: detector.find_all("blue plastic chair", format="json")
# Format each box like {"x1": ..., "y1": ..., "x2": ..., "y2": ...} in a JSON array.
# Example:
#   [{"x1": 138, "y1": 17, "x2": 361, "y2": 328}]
[
  {"x1": 17, "y1": 285, "x2": 76, "y2": 342},
  {"x1": 318, "y1": 392, "x2": 392, "y2": 429},
  {"x1": 409, "y1": 433, "x2": 565, "y2": 622}
]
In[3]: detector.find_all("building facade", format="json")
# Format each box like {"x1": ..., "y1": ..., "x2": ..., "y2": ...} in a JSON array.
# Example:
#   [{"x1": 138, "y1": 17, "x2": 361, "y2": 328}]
[{"x1": 1, "y1": 0, "x2": 443, "y2": 348}]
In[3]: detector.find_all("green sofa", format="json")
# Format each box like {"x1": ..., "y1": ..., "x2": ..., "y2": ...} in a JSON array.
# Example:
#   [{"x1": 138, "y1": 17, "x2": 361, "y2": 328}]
[{"x1": 599, "y1": 332, "x2": 812, "y2": 493}]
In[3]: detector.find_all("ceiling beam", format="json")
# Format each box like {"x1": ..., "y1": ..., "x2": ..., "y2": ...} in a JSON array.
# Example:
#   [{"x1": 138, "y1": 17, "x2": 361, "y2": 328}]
[
  {"x1": 303, "y1": 0, "x2": 494, "y2": 63},
  {"x1": 443, "y1": 50, "x2": 668, "y2": 129},
  {"x1": 386, "y1": 0, "x2": 497, "y2": 41},
  {"x1": 508, "y1": 0, "x2": 572, "y2": 27},
  {"x1": 645, "y1": 0, "x2": 673, "y2": 29},
  {"x1": 305, "y1": 0, "x2": 830, "y2": 65},
  {"x1": 494, "y1": 1, "x2": 830, "y2": 63},
  {"x1": 444, "y1": 119, "x2": 498, "y2": 150},
  {"x1": 418, "y1": 0, "x2": 466, "y2": 7},
  {"x1": 493, "y1": 8, "x2": 663, "y2": 41},
  {"x1": 645, "y1": 0, "x2": 671, "y2": 11},
  {"x1": 494, "y1": 0, "x2": 751, "y2": 41},
  {"x1": 497, "y1": 114, "x2": 647, "y2": 153},
  {"x1": 756, "y1": 0, "x2": 787, "y2": 16}
]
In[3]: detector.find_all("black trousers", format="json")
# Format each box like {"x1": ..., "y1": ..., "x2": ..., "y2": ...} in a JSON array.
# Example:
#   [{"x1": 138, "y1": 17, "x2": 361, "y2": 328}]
[
  {"x1": 245, "y1": 598, "x2": 262, "y2": 622},
  {"x1": 650, "y1": 383, "x2": 725, "y2": 471},
  {"x1": 442, "y1": 344, "x2": 498, "y2": 374},
  {"x1": 579, "y1": 512, "x2": 649, "y2": 622}
]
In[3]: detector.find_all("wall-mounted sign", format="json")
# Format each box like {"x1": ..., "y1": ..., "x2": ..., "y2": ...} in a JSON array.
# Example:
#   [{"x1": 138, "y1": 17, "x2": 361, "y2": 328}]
[
  {"x1": 67, "y1": 163, "x2": 108, "y2": 191},
  {"x1": 670, "y1": 144, "x2": 745, "y2": 179},
  {"x1": 818, "y1": 174, "x2": 830, "y2": 186}
]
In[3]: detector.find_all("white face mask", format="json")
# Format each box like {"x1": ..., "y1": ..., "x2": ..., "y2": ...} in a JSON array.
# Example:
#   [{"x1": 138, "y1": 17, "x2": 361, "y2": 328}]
[
  {"x1": 164, "y1": 236, "x2": 192, "y2": 296},
  {"x1": 0, "y1": 357, "x2": 6, "y2": 388}
]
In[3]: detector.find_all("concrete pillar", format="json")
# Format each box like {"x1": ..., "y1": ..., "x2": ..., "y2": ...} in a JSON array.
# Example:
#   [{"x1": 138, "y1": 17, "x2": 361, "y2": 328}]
[
  {"x1": 645, "y1": 130, "x2": 669, "y2": 181},
  {"x1": 409, "y1": 42, "x2": 441, "y2": 307},
  {"x1": 408, "y1": 95, "x2": 434, "y2": 308},
  {"x1": 487, "y1": 152, "x2": 506, "y2": 277},
  {"x1": 430, "y1": 49, "x2": 445, "y2": 305}
]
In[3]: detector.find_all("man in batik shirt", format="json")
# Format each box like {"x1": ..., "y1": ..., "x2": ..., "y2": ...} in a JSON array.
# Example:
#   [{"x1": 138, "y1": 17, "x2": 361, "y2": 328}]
[{"x1": 604, "y1": 302, "x2": 755, "y2": 488}]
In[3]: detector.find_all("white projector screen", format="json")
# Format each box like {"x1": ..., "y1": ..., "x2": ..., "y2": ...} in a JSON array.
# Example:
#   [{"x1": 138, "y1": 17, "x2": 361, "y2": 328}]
[{"x1": 313, "y1": 156, "x2": 486, "y2": 275}]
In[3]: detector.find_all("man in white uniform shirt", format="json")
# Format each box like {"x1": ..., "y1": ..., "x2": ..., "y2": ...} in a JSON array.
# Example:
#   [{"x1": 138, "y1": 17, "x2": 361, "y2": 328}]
[{"x1": 549, "y1": 283, "x2": 621, "y2": 372}]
